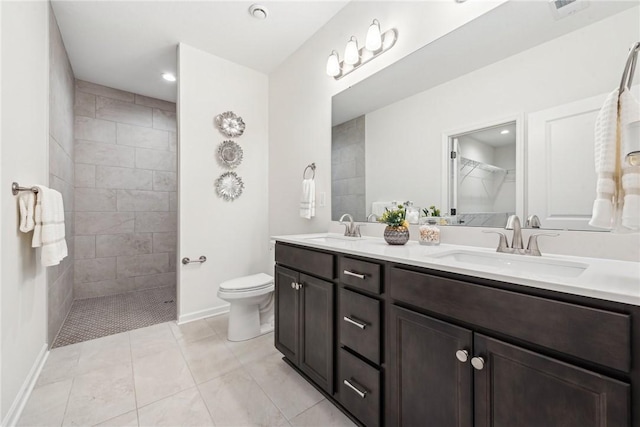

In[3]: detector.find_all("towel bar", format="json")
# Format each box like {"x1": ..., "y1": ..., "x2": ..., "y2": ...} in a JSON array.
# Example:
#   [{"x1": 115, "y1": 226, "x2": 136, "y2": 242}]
[
  {"x1": 11, "y1": 182, "x2": 39, "y2": 195},
  {"x1": 303, "y1": 163, "x2": 316, "y2": 180}
]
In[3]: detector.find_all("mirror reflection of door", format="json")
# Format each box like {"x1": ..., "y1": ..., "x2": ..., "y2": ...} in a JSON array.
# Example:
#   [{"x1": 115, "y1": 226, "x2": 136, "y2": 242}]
[{"x1": 449, "y1": 121, "x2": 516, "y2": 227}]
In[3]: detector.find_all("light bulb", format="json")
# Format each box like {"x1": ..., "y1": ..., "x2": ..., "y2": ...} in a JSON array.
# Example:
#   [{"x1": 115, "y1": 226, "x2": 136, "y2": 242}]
[
  {"x1": 326, "y1": 51, "x2": 340, "y2": 77},
  {"x1": 500, "y1": 129, "x2": 510, "y2": 135},
  {"x1": 344, "y1": 36, "x2": 359, "y2": 66},
  {"x1": 365, "y1": 19, "x2": 382, "y2": 51}
]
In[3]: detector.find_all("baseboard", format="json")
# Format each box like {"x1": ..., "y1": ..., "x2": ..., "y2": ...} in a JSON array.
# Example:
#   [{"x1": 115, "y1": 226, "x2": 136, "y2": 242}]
[
  {"x1": 2, "y1": 343, "x2": 49, "y2": 427},
  {"x1": 178, "y1": 304, "x2": 229, "y2": 325}
]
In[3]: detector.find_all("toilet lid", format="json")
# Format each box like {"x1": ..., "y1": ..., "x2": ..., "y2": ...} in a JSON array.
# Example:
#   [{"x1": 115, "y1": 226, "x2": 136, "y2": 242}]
[{"x1": 219, "y1": 273, "x2": 274, "y2": 292}]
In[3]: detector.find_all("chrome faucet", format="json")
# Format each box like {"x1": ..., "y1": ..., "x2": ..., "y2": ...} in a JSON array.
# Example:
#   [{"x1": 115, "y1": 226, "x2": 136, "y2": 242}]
[
  {"x1": 339, "y1": 213, "x2": 364, "y2": 237},
  {"x1": 525, "y1": 214, "x2": 541, "y2": 228},
  {"x1": 484, "y1": 214, "x2": 558, "y2": 256},
  {"x1": 505, "y1": 215, "x2": 524, "y2": 250},
  {"x1": 366, "y1": 213, "x2": 379, "y2": 223}
]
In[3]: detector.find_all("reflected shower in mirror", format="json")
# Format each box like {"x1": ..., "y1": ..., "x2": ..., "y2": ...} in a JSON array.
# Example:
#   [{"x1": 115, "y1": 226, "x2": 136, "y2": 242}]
[{"x1": 449, "y1": 122, "x2": 517, "y2": 227}]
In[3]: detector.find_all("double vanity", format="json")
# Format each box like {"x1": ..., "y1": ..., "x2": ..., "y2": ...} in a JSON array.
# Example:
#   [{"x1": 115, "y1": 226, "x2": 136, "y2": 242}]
[{"x1": 273, "y1": 234, "x2": 639, "y2": 426}]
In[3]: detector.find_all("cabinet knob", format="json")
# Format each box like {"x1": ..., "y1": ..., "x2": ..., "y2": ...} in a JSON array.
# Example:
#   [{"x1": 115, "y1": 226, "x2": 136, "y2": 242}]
[
  {"x1": 455, "y1": 349, "x2": 469, "y2": 363},
  {"x1": 297, "y1": 283, "x2": 303, "y2": 290},
  {"x1": 471, "y1": 356, "x2": 485, "y2": 371},
  {"x1": 291, "y1": 282, "x2": 296, "y2": 289}
]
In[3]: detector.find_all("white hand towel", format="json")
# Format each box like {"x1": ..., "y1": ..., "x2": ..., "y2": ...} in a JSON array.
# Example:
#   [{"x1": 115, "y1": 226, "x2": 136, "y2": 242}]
[
  {"x1": 18, "y1": 191, "x2": 36, "y2": 232},
  {"x1": 300, "y1": 179, "x2": 316, "y2": 219},
  {"x1": 622, "y1": 173, "x2": 640, "y2": 230},
  {"x1": 32, "y1": 186, "x2": 68, "y2": 267},
  {"x1": 589, "y1": 88, "x2": 620, "y2": 229}
]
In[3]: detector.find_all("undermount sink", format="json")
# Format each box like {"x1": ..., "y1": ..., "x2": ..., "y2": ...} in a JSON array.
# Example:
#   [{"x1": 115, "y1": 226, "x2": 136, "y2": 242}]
[
  {"x1": 429, "y1": 250, "x2": 589, "y2": 278},
  {"x1": 304, "y1": 235, "x2": 363, "y2": 243}
]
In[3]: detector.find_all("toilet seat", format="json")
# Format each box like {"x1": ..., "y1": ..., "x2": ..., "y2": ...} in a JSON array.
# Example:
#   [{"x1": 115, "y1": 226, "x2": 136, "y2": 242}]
[{"x1": 219, "y1": 273, "x2": 273, "y2": 293}]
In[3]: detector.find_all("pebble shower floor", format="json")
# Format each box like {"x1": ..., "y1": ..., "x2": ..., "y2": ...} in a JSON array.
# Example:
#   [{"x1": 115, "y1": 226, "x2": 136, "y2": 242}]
[{"x1": 52, "y1": 286, "x2": 177, "y2": 348}]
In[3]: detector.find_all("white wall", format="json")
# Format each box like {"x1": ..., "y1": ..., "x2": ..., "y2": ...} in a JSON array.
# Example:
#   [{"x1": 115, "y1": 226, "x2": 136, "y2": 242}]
[
  {"x1": 177, "y1": 43, "x2": 269, "y2": 322},
  {"x1": 269, "y1": 0, "x2": 507, "y2": 236},
  {"x1": 0, "y1": 1, "x2": 49, "y2": 423}
]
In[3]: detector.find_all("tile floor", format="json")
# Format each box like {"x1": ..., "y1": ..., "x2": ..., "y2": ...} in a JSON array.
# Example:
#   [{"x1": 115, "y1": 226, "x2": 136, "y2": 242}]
[
  {"x1": 53, "y1": 287, "x2": 177, "y2": 348},
  {"x1": 19, "y1": 314, "x2": 357, "y2": 427}
]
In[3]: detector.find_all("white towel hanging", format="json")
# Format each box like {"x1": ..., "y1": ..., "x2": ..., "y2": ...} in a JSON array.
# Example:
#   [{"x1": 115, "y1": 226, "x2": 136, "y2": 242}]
[{"x1": 32, "y1": 185, "x2": 68, "y2": 266}]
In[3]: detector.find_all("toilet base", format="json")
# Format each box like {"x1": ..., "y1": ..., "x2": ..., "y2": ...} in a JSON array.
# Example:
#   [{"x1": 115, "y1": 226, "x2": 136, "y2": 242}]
[{"x1": 227, "y1": 299, "x2": 274, "y2": 342}]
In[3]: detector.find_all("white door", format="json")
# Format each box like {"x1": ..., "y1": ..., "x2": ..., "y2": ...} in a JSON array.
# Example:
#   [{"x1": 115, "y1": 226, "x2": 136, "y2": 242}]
[{"x1": 527, "y1": 93, "x2": 609, "y2": 231}]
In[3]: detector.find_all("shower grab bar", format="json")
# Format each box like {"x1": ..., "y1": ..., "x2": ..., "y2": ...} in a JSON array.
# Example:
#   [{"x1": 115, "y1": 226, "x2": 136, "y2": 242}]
[
  {"x1": 182, "y1": 256, "x2": 207, "y2": 265},
  {"x1": 11, "y1": 182, "x2": 39, "y2": 195}
]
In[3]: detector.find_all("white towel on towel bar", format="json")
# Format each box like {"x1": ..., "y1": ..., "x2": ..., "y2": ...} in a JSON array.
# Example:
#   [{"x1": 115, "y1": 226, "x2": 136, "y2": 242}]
[
  {"x1": 18, "y1": 191, "x2": 36, "y2": 232},
  {"x1": 32, "y1": 186, "x2": 68, "y2": 267},
  {"x1": 300, "y1": 179, "x2": 316, "y2": 219},
  {"x1": 589, "y1": 88, "x2": 640, "y2": 230}
]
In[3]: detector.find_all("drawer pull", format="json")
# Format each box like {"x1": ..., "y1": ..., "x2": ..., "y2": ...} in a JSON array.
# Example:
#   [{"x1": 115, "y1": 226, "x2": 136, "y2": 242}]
[
  {"x1": 343, "y1": 270, "x2": 366, "y2": 280},
  {"x1": 343, "y1": 379, "x2": 367, "y2": 398},
  {"x1": 471, "y1": 356, "x2": 485, "y2": 371},
  {"x1": 343, "y1": 316, "x2": 367, "y2": 329}
]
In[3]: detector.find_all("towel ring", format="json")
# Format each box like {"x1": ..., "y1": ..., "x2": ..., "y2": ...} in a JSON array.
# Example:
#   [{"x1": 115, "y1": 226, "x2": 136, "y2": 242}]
[{"x1": 303, "y1": 163, "x2": 316, "y2": 180}]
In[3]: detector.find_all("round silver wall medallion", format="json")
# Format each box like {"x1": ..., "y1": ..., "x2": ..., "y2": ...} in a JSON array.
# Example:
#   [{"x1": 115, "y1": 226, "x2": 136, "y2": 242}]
[
  {"x1": 215, "y1": 172, "x2": 244, "y2": 201},
  {"x1": 214, "y1": 111, "x2": 246, "y2": 138},
  {"x1": 217, "y1": 140, "x2": 243, "y2": 168}
]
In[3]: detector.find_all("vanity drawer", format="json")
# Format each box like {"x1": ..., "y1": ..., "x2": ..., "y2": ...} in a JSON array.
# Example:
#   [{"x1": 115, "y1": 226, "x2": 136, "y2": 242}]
[
  {"x1": 339, "y1": 348, "x2": 380, "y2": 427},
  {"x1": 275, "y1": 243, "x2": 334, "y2": 280},
  {"x1": 340, "y1": 257, "x2": 381, "y2": 294},
  {"x1": 389, "y1": 267, "x2": 631, "y2": 372},
  {"x1": 340, "y1": 288, "x2": 381, "y2": 365}
]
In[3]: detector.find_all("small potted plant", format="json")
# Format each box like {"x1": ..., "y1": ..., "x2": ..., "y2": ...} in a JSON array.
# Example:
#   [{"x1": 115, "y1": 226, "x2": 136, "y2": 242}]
[{"x1": 378, "y1": 205, "x2": 410, "y2": 245}]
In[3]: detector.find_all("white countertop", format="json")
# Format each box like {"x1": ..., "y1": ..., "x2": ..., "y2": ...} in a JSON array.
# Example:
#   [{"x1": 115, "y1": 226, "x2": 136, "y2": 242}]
[{"x1": 273, "y1": 233, "x2": 640, "y2": 306}]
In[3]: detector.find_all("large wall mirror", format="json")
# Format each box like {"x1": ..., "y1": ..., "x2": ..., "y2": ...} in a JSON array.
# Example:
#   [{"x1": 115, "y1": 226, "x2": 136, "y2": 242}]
[{"x1": 331, "y1": 1, "x2": 639, "y2": 231}]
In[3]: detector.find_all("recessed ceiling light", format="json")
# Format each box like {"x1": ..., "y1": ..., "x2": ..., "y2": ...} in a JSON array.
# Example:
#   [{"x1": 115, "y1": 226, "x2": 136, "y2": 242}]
[
  {"x1": 249, "y1": 4, "x2": 268, "y2": 20},
  {"x1": 500, "y1": 129, "x2": 510, "y2": 135},
  {"x1": 162, "y1": 73, "x2": 176, "y2": 82}
]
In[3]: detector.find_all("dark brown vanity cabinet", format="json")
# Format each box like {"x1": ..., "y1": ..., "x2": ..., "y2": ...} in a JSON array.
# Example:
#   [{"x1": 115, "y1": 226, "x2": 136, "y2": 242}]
[
  {"x1": 387, "y1": 266, "x2": 632, "y2": 427},
  {"x1": 274, "y1": 245, "x2": 336, "y2": 394},
  {"x1": 387, "y1": 306, "x2": 473, "y2": 427},
  {"x1": 337, "y1": 257, "x2": 384, "y2": 427},
  {"x1": 275, "y1": 242, "x2": 637, "y2": 427}
]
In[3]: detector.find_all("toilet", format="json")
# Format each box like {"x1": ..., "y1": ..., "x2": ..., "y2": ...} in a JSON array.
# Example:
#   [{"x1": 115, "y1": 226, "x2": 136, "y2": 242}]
[{"x1": 217, "y1": 272, "x2": 275, "y2": 341}]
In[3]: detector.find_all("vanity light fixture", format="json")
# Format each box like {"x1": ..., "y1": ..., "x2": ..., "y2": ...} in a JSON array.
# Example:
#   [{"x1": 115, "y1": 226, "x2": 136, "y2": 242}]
[
  {"x1": 500, "y1": 129, "x2": 510, "y2": 135},
  {"x1": 344, "y1": 36, "x2": 360, "y2": 65},
  {"x1": 326, "y1": 51, "x2": 341, "y2": 77},
  {"x1": 326, "y1": 19, "x2": 397, "y2": 80},
  {"x1": 365, "y1": 20, "x2": 382, "y2": 51},
  {"x1": 162, "y1": 72, "x2": 176, "y2": 82}
]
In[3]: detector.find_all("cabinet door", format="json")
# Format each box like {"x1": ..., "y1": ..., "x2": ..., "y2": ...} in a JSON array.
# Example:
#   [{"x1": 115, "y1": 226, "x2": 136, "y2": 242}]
[
  {"x1": 275, "y1": 266, "x2": 299, "y2": 364},
  {"x1": 299, "y1": 273, "x2": 335, "y2": 394},
  {"x1": 474, "y1": 334, "x2": 630, "y2": 427},
  {"x1": 387, "y1": 305, "x2": 473, "y2": 427}
]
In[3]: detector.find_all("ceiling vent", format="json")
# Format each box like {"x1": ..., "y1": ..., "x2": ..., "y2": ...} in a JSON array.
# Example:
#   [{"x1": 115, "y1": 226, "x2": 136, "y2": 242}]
[{"x1": 549, "y1": 0, "x2": 590, "y2": 20}]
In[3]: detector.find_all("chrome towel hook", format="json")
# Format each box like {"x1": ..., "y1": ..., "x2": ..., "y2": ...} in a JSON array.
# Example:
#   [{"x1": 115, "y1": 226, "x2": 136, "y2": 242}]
[{"x1": 303, "y1": 163, "x2": 316, "y2": 180}]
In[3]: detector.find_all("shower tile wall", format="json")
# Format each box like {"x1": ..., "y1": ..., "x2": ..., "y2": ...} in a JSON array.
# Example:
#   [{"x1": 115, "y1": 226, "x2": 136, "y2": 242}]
[
  {"x1": 332, "y1": 116, "x2": 366, "y2": 221},
  {"x1": 74, "y1": 80, "x2": 177, "y2": 299},
  {"x1": 48, "y1": 9, "x2": 76, "y2": 344}
]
